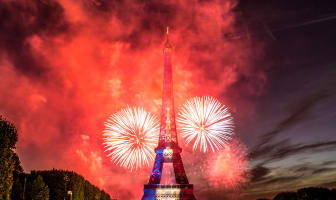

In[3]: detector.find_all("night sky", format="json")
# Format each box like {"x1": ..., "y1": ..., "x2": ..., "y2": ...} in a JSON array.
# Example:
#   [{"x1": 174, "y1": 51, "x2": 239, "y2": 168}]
[{"x1": 1, "y1": 0, "x2": 336, "y2": 199}]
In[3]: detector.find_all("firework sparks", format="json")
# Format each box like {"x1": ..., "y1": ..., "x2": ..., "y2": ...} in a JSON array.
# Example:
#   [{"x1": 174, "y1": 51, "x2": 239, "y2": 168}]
[
  {"x1": 103, "y1": 106, "x2": 159, "y2": 171},
  {"x1": 177, "y1": 96, "x2": 234, "y2": 152},
  {"x1": 205, "y1": 140, "x2": 249, "y2": 189}
]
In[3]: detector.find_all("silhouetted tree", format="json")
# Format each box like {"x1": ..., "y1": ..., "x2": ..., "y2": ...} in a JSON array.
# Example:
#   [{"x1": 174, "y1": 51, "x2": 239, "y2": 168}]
[
  {"x1": 11, "y1": 152, "x2": 24, "y2": 200},
  {"x1": 329, "y1": 189, "x2": 336, "y2": 200},
  {"x1": 0, "y1": 116, "x2": 17, "y2": 149},
  {"x1": 0, "y1": 116, "x2": 18, "y2": 199},
  {"x1": 297, "y1": 187, "x2": 331, "y2": 200},
  {"x1": 256, "y1": 187, "x2": 336, "y2": 200},
  {"x1": 12, "y1": 152, "x2": 23, "y2": 175},
  {"x1": 273, "y1": 192, "x2": 297, "y2": 200},
  {"x1": 34, "y1": 169, "x2": 111, "y2": 200},
  {"x1": 101, "y1": 190, "x2": 112, "y2": 200},
  {"x1": 26, "y1": 175, "x2": 49, "y2": 200},
  {"x1": 11, "y1": 178, "x2": 24, "y2": 200}
]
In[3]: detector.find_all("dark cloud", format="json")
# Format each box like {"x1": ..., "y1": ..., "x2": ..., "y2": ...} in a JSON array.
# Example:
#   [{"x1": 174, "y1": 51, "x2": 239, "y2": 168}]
[
  {"x1": 249, "y1": 140, "x2": 336, "y2": 165},
  {"x1": 319, "y1": 181, "x2": 336, "y2": 188},
  {"x1": 247, "y1": 160, "x2": 336, "y2": 198},
  {"x1": 267, "y1": 141, "x2": 336, "y2": 162},
  {"x1": 83, "y1": 0, "x2": 179, "y2": 49},
  {"x1": 295, "y1": 167, "x2": 310, "y2": 172},
  {"x1": 262, "y1": 175, "x2": 301, "y2": 185},
  {"x1": 250, "y1": 165, "x2": 271, "y2": 182},
  {"x1": 291, "y1": 164, "x2": 313, "y2": 173},
  {"x1": 284, "y1": 161, "x2": 336, "y2": 177},
  {"x1": 321, "y1": 160, "x2": 336, "y2": 166},
  {"x1": 249, "y1": 138, "x2": 290, "y2": 160},
  {"x1": 83, "y1": 0, "x2": 118, "y2": 13},
  {"x1": 0, "y1": 0, "x2": 68, "y2": 77},
  {"x1": 236, "y1": 1, "x2": 336, "y2": 198},
  {"x1": 312, "y1": 168, "x2": 336, "y2": 175},
  {"x1": 262, "y1": 93, "x2": 329, "y2": 145},
  {"x1": 244, "y1": 174, "x2": 303, "y2": 199},
  {"x1": 249, "y1": 92, "x2": 332, "y2": 161},
  {"x1": 245, "y1": 140, "x2": 336, "y2": 197}
]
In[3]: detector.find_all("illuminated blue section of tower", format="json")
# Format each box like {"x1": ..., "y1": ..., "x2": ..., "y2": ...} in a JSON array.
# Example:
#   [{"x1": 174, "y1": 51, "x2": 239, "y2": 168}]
[{"x1": 150, "y1": 149, "x2": 163, "y2": 182}]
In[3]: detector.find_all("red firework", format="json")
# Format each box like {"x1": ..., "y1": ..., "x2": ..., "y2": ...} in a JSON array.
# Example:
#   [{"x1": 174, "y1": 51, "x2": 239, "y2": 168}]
[{"x1": 205, "y1": 140, "x2": 249, "y2": 189}]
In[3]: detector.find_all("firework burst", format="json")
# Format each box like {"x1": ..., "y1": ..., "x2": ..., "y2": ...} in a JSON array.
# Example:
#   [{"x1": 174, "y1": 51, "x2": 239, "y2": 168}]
[
  {"x1": 205, "y1": 140, "x2": 249, "y2": 189},
  {"x1": 103, "y1": 106, "x2": 159, "y2": 171},
  {"x1": 177, "y1": 96, "x2": 234, "y2": 152}
]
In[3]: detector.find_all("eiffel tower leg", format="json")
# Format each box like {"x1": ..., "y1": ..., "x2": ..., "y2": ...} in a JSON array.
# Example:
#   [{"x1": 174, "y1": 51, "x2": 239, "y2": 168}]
[
  {"x1": 173, "y1": 153, "x2": 189, "y2": 184},
  {"x1": 148, "y1": 153, "x2": 163, "y2": 184}
]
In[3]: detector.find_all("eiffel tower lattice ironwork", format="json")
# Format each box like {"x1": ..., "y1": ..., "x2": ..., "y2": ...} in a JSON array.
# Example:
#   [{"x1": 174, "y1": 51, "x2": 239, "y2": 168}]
[{"x1": 141, "y1": 27, "x2": 196, "y2": 200}]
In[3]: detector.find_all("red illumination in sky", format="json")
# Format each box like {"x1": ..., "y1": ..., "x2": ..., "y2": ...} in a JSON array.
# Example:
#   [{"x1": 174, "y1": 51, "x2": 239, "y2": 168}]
[{"x1": 0, "y1": 0, "x2": 269, "y2": 199}]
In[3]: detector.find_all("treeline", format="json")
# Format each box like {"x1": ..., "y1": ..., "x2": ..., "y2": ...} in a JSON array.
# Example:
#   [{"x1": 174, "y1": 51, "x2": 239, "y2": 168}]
[
  {"x1": 12, "y1": 169, "x2": 111, "y2": 200},
  {"x1": 1, "y1": 115, "x2": 111, "y2": 200},
  {"x1": 257, "y1": 187, "x2": 336, "y2": 200}
]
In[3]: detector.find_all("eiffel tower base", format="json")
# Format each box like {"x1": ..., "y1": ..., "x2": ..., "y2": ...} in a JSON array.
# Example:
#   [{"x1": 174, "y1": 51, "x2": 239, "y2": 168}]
[{"x1": 142, "y1": 184, "x2": 196, "y2": 200}]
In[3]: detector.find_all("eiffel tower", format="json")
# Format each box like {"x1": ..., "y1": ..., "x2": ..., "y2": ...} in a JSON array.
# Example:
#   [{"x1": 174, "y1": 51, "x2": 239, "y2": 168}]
[{"x1": 141, "y1": 28, "x2": 196, "y2": 200}]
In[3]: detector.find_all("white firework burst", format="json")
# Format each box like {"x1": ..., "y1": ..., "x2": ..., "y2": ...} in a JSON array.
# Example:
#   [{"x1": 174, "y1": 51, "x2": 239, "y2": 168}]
[
  {"x1": 177, "y1": 96, "x2": 234, "y2": 152},
  {"x1": 103, "y1": 106, "x2": 159, "y2": 171}
]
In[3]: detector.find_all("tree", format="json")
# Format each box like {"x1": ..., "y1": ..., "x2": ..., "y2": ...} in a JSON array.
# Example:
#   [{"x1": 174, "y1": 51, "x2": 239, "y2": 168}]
[
  {"x1": 26, "y1": 175, "x2": 49, "y2": 200},
  {"x1": 9, "y1": 169, "x2": 111, "y2": 200},
  {"x1": 0, "y1": 116, "x2": 18, "y2": 199},
  {"x1": 0, "y1": 116, "x2": 18, "y2": 149},
  {"x1": 273, "y1": 192, "x2": 297, "y2": 200},
  {"x1": 330, "y1": 189, "x2": 336, "y2": 200},
  {"x1": 11, "y1": 152, "x2": 24, "y2": 199},
  {"x1": 297, "y1": 187, "x2": 330, "y2": 200},
  {"x1": 101, "y1": 191, "x2": 112, "y2": 200},
  {"x1": 11, "y1": 178, "x2": 24, "y2": 200},
  {"x1": 12, "y1": 152, "x2": 23, "y2": 175}
]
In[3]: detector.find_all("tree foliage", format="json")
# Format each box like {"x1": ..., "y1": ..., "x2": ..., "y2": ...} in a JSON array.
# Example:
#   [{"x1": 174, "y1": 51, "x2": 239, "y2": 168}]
[
  {"x1": 12, "y1": 170, "x2": 111, "y2": 200},
  {"x1": 11, "y1": 177, "x2": 24, "y2": 200},
  {"x1": 0, "y1": 116, "x2": 18, "y2": 199},
  {"x1": 266, "y1": 187, "x2": 336, "y2": 200},
  {"x1": 26, "y1": 175, "x2": 49, "y2": 200},
  {"x1": 297, "y1": 187, "x2": 331, "y2": 200},
  {"x1": 273, "y1": 192, "x2": 297, "y2": 200},
  {"x1": 0, "y1": 116, "x2": 18, "y2": 149}
]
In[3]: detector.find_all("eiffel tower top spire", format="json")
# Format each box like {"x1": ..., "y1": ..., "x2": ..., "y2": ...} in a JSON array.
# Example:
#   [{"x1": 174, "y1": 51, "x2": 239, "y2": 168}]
[
  {"x1": 164, "y1": 26, "x2": 172, "y2": 49},
  {"x1": 158, "y1": 26, "x2": 178, "y2": 149}
]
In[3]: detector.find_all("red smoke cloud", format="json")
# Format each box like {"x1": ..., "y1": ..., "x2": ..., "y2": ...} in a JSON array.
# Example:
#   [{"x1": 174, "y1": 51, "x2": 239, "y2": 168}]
[
  {"x1": 0, "y1": 0, "x2": 266, "y2": 199},
  {"x1": 205, "y1": 140, "x2": 249, "y2": 189}
]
